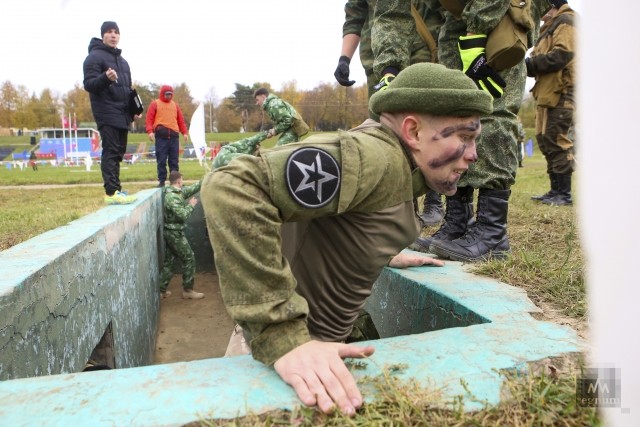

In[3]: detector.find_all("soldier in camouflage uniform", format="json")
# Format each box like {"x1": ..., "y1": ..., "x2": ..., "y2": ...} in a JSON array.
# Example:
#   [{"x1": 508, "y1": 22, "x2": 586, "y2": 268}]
[
  {"x1": 336, "y1": 0, "x2": 443, "y2": 98},
  {"x1": 159, "y1": 171, "x2": 204, "y2": 300},
  {"x1": 212, "y1": 131, "x2": 268, "y2": 170},
  {"x1": 336, "y1": 0, "x2": 446, "y2": 225},
  {"x1": 201, "y1": 63, "x2": 491, "y2": 415},
  {"x1": 254, "y1": 88, "x2": 309, "y2": 146},
  {"x1": 412, "y1": 0, "x2": 549, "y2": 262},
  {"x1": 526, "y1": 0, "x2": 577, "y2": 206}
]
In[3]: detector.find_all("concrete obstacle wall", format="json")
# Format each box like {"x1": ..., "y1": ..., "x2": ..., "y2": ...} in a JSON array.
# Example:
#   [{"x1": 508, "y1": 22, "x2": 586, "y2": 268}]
[
  {"x1": 0, "y1": 189, "x2": 166, "y2": 380},
  {"x1": 0, "y1": 188, "x2": 584, "y2": 425}
]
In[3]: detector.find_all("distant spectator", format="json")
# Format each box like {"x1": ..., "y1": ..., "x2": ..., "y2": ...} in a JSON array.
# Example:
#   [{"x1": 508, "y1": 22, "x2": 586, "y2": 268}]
[
  {"x1": 146, "y1": 85, "x2": 189, "y2": 187},
  {"x1": 526, "y1": 0, "x2": 577, "y2": 206},
  {"x1": 29, "y1": 151, "x2": 38, "y2": 171},
  {"x1": 82, "y1": 20, "x2": 138, "y2": 205}
]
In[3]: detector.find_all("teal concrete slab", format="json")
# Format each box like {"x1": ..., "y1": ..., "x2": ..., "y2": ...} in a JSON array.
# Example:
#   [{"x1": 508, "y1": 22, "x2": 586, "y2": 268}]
[
  {"x1": 0, "y1": 189, "x2": 163, "y2": 380},
  {"x1": 0, "y1": 249, "x2": 584, "y2": 426}
]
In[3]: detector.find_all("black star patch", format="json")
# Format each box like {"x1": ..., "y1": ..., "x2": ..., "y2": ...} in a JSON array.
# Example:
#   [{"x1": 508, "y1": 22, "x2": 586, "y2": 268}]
[{"x1": 285, "y1": 147, "x2": 340, "y2": 208}]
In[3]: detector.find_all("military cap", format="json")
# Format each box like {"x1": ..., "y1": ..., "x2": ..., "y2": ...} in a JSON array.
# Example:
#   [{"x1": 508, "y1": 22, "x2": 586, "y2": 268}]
[{"x1": 369, "y1": 63, "x2": 493, "y2": 117}]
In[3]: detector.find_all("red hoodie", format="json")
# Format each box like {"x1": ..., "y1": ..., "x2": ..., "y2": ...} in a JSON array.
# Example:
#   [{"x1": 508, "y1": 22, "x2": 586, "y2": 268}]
[{"x1": 145, "y1": 85, "x2": 188, "y2": 135}]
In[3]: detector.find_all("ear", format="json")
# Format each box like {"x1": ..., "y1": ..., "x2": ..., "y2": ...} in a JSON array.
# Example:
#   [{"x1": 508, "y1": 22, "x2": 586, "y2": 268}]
[{"x1": 400, "y1": 115, "x2": 421, "y2": 150}]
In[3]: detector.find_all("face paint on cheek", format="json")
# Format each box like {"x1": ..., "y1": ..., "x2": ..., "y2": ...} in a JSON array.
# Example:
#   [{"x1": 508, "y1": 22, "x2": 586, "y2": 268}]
[{"x1": 427, "y1": 144, "x2": 466, "y2": 169}]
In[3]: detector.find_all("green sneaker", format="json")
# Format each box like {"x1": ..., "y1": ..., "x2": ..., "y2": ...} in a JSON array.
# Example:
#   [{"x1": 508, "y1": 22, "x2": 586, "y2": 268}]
[{"x1": 105, "y1": 190, "x2": 137, "y2": 205}]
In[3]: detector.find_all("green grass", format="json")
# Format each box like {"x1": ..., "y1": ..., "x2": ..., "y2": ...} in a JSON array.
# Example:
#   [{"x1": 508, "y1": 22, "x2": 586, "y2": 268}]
[{"x1": 190, "y1": 366, "x2": 599, "y2": 426}]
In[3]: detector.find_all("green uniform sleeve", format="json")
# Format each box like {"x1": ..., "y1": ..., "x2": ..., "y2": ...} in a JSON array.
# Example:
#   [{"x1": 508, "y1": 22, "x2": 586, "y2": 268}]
[
  {"x1": 371, "y1": 0, "x2": 414, "y2": 77},
  {"x1": 212, "y1": 132, "x2": 268, "y2": 170},
  {"x1": 202, "y1": 159, "x2": 311, "y2": 365},
  {"x1": 343, "y1": 0, "x2": 368, "y2": 37},
  {"x1": 181, "y1": 180, "x2": 202, "y2": 199},
  {"x1": 461, "y1": 0, "x2": 510, "y2": 36}
]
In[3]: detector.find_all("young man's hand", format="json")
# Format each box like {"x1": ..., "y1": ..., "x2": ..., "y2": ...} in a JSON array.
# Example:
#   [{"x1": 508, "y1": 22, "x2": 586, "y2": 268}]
[
  {"x1": 388, "y1": 252, "x2": 445, "y2": 268},
  {"x1": 273, "y1": 340, "x2": 375, "y2": 416}
]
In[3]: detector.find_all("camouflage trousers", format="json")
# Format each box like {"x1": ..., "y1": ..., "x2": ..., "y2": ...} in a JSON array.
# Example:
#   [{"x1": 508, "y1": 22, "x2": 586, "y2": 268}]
[
  {"x1": 159, "y1": 228, "x2": 195, "y2": 291},
  {"x1": 535, "y1": 106, "x2": 576, "y2": 175},
  {"x1": 275, "y1": 129, "x2": 299, "y2": 146},
  {"x1": 438, "y1": 15, "x2": 525, "y2": 190}
]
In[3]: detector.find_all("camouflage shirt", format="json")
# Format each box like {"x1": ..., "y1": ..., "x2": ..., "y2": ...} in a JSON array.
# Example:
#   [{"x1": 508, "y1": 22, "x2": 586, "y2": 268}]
[
  {"x1": 163, "y1": 181, "x2": 202, "y2": 231},
  {"x1": 262, "y1": 95, "x2": 299, "y2": 136}
]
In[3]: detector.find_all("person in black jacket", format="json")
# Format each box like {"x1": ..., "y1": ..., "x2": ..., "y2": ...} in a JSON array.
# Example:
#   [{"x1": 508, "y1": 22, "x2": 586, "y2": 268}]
[{"x1": 83, "y1": 21, "x2": 137, "y2": 205}]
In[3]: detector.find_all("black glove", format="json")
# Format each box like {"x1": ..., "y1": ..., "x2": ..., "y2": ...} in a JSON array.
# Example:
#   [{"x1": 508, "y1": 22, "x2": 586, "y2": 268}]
[
  {"x1": 458, "y1": 35, "x2": 507, "y2": 99},
  {"x1": 334, "y1": 55, "x2": 355, "y2": 86},
  {"x1": 525, "y1": 57, "x2": 535, "y2": 77}
]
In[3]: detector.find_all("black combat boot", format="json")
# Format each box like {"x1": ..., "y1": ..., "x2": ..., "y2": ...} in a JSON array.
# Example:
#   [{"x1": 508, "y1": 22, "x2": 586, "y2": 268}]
[
  {"x1": 430, "y1": 189, "x2": 511, "y2": 262},
  {"x1": 419, "y1": 189, "x2": 444, "y2": 226},
  {"x1": 542, "y1": 174, "x2": 572, "y2": 206},
  {"x1": 412, "y1": 186, "x2": 474, "y2": 253},
  {"x1": 531, "y1": 173, "x2": 558, "y2": 202}
]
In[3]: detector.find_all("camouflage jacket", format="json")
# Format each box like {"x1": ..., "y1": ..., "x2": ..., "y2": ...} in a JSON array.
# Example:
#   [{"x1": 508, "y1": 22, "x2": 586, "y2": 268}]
[
  {"x1": 343, "y1": 0, "x2": 444, "y2": 75},
  {"x1": 262, "y1": 95, "x2": 299, "y2": 136},
  {"x1": 201, "y1": 120, "x2": 428, "y2": 365},
  {"x1": 163, "y1": 181, "x2": 202, "y2": 231},
  {"x1": 528, "y1": 4, "x2": 577, "y2": 108}
]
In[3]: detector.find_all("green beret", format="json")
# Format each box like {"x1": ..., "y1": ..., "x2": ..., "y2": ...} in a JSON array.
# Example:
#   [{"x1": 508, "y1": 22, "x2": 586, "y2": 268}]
[{"x1": 369, "y1": 63, "x2": 493, "y2": 117}]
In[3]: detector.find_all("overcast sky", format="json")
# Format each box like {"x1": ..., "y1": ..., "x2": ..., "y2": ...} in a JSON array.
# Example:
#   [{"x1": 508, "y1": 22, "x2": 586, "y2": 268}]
[{"x1": 2, "y1": 0, "x2": 580, "y2": 103}]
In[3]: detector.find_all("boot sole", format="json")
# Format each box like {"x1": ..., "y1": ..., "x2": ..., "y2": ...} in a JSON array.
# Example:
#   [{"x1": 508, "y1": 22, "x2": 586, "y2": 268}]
[{"x1": 431, "y1": 245, "x2": 511, "y2": 263}]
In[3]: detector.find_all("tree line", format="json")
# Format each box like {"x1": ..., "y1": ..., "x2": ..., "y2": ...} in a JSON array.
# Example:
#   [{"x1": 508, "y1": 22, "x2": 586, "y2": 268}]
[{"x1": 0, "y1": 79, "x2": 371, "y2": 134}]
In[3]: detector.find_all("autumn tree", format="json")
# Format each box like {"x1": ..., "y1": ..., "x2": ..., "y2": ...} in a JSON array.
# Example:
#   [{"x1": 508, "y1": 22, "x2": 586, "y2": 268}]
[
  {"x1": 61, "y1": 84, "x2": 92, "y2": 124},
  {"x1": 215, "y1": 98, "x2": 243, "y2": 132}
]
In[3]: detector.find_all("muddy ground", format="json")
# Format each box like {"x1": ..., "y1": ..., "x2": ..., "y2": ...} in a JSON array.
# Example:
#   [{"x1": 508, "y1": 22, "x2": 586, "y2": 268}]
[
  {"x1": 154, "y1": 272, "x2": 234, "y2": 364},
  {"x1": 153, "y1": 271, "x2": 587, "y2": 365}
]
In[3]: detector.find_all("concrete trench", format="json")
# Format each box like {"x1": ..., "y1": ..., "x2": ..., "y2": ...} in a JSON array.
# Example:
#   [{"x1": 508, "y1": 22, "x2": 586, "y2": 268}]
[{"x1": 0, "y1": 189, "x2": 583, "y2": 426}]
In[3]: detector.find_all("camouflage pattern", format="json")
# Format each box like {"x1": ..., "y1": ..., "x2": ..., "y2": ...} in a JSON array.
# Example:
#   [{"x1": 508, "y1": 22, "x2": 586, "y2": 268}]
[
  {"x1": 261, "y1": 95, "x2": 301, "y2": 146},
  {"x1": 370, "y1": 0, "x2": 414, "y2": 77},
  {"x1": 528, "y1": 4, "x2": 576, "y2": 108},
  {"x1": 535, "y1": 106, "x2": 575, "y2": 175},
  {"x1": 343, "y1": 0, "x2": 444, "y2": 98},
  {"x1": 201, "y1": 120, "x2": 428, "y2": 365},
  {"x1": 436, "y1": 0, "x2": 546, "y2": 189},
  {"x1": 528, "y1": 4, "x2": 576, "y2": 176},
  {"x1": 159, "y1": 181, "x2": 201, "y2": 292},
  {"x1": 212, "y1": 131, "x2": 268, "y2": 170}
]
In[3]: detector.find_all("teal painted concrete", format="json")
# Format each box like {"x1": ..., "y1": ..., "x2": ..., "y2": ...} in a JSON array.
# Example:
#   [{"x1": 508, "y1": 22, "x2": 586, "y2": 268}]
[
  {"x1": 0, "y1": 246, "x2": 584, "y2": 425},
  {"x1": 0, "y1": 189, "x2": 163, "y2": 380}
]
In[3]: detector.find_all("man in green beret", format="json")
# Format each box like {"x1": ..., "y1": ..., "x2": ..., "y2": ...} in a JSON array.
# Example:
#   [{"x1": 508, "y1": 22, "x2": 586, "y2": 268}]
[{"x1": 201, "y1": 63, "x2": 492, "y2": 416}]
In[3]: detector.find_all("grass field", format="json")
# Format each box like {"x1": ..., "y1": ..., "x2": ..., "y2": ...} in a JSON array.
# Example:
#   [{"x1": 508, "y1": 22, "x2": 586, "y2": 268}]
[{"x1": 0, "y1": 132, "x2": 597, "y2": 425}]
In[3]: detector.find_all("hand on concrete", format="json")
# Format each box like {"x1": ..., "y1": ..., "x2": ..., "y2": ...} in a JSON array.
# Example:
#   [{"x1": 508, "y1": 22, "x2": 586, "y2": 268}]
[
  {"x1": 388, "y1": 252, "x2": 445, "y2": 268},
  {"x1": 274, "y1": 340, "x2": 374, "y2": 416},
  {"x1": 188, "y1": 197, "x2": 198, "y2": 207}
]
